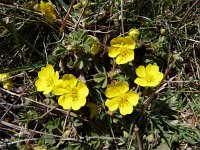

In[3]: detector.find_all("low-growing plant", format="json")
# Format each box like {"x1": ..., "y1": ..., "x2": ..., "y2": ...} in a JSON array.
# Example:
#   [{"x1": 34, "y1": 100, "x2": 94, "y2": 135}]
[{"x1": 0, "y1": 0, "x2": 199, "y2": 149}]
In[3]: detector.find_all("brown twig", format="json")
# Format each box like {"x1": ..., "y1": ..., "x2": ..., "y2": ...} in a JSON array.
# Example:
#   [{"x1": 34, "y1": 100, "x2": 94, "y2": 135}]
[
  {"x1": 0, "y1": 87, "x2": 104, "y2": 134},
  {"x1": 59, "y1": 0, "x2": 76, "y2": 34}
]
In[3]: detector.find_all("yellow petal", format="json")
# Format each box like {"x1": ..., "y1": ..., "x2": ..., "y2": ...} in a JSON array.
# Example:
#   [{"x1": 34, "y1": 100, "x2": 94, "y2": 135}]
[
  {"x1": 146, "y1": 64, "x2": 159, "y2": 76},
  {"x1": 116, "y1": 49, "x2": 134, "y2": 64},
  {"x1": 114, "y1": 82, "x2": 129, "y2": 93},
  {"x1": 119, "y1": 100, "x2": 133, "y2": 115},
  {"x1": 38, "y1": 64, "x2": 54, "y2": 79},
  {"x1": 46, "y1": 2, "x2": 56, "y2": 15},
  {"x1": 124, "y1": 36, "x2": 136, "y2": 49},
  {"x1": 154, "y1": 72, "x2": 164, "y2": 82},
  {"x1": 35, "y1": 78, "x2": 47, "y2": 91},
  {"x1": 105, "y1": 97, "x2": 120, "y2": 111},
  {"x1": 43, "y1": 86, "x2": 53, "y2": 95},
  {"x1": 53, "y1": 79, "x2": 70, "y2": 95},
  {"x1": 39, "y1": 1, "x2": 46, "y2": 14},
  {"x1": 147, "y1": 80, "x2": 160, "y2": 87},
  {"x1": 108, "y1": 46, "x2": 121, "y2": 58},
  {"x1": 58, "y1": 94, "x2": 72, "y2": 110},
  {"x1": 62, "y1": 74, "x2": 77, "y2": 87},
  {"x1": 2, "y1": 81, "x2": 13, "y2": 90},
  {"x1": 126, "y1": 91, "x2": 139, "y2": 106},
  {"x1": 46, "y1": 64, "x2": 55, "y2": 76},
  {"x1": 71, "y1": 96, "x2": 86, "y2": 110},
  {"x1": 105, "y1": 82, "x2": 129, "y2": 98},
  {"x1": 134, "y1": 77, "x2": 147, "y2": 87},
  {"x1": 54, "y1": 71, "x2": 59, "y2": 82},
  {"x1": 110, "y1": 37, "x2": 124, "y2": 47},
  {"x1": 39, "y1": 1, "x2": 56, "y2": 23},
  {"x1": 76, "y1": 82, "x2": 89, "y2": 97},
  {"x1": 90, "y1": 36, "x2": 100, "y2": 55},
  {"x1": 46, "y1": 14, "x2": 56, "y2": 23},
  {"x1": 136, "y1": 65, "x2": 146, "y2": 78},
  {"x1": 0, "y1": 73, "x2": 11, "y2": 81}
]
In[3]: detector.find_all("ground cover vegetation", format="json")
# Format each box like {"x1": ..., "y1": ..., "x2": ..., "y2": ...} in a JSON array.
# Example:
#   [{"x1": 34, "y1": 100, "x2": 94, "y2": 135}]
[{"x1": 0, "y1": 0, "x2": 200, "y2": 149}]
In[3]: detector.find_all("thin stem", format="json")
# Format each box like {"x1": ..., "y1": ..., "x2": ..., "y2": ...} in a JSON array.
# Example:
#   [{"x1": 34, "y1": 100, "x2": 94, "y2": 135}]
[
  {"x1": 134, "y1": 126, "x2": 142, "y2": 150},
  {"x1": 120, "y1": 0, "x2": 124, "y2": 36}
]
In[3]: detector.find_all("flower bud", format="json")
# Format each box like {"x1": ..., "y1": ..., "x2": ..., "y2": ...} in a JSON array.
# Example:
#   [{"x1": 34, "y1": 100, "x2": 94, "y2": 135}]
[{"x1": 128, "y1": 28, "x2": 140, "y2": 40}]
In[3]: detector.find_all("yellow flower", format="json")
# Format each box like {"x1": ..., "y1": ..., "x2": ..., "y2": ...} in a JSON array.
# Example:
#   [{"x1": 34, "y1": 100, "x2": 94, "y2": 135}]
[
  {"x1": 0, "y1": 72, "x2": 13, "y2": 90},
  {"x1": 90, "y1": 36, "x2": 100, "y2": 55},
  {"x1": 39, "y1": 0, "x2": 56, "y2": 23},
  {"x1": 34, "y1": 146, "x2": 47, "y2": 150},
  {"x1": 105, "y1": 82, "x2": 139, "y2": 115},
  {"x1": 3, "y1": 81, "x2": 13, "y2": 90},
  {"x1": 128, "y1": 28, "x2": 140, "y2": 40},
  {"x1": 53, "y1": 74, "x2": 89, "y2": 110},
  {"x1": 134, "y1": 64, "x2": 164, "y2": 87},
  {"x1": 108, "y1": 36, "x2": 136, "y2": 64},
  {"x1": 0, "y1": 72, "x2": 11, "y2": 82},
  {"x1": 35, "y1": 64, "x2": 59, "y2": 94}
]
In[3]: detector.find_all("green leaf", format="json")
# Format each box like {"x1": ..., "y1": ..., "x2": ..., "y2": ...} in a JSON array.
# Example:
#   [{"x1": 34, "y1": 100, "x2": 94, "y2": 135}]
[
  {"x1": 76, "y1": 59, "x2": 84, "y2": 70},
  {"x1": 74, "y1": 54, "x2": 92, "y2": 71},
  {"x1": 0, "y1": 64, "x2": 43, "y2": 73},
  {"x1": 41, "y1": 134, "x2": 56, "y2": 145},
  {"x1": 82, "y1": 43, "x2": 91, "y2": 52},
  {"x1": 57, "y1": 0, "x2": 69, "y2": 10},
  {"x1": 94, "y1": 67, "x2": 107, "y2": 88},
  {"x1": 53, "y1": 45, "x2": 67, "y2": 57},
  {"x1": 183, "y1": 134, "x2": 196, "y2": 144}
]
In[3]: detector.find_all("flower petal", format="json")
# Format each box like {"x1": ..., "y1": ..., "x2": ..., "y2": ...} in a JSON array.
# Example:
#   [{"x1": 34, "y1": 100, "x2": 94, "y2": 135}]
[
  {"x1": 35, "y1": 78, "x2": 52, "y2": 94},
  {"x1": 43, "y1": 87, "x2": 53, "y2": 95},
  {"x1": 39, "y1": 1, "x2": 46, "y2": 14},
  {"x1": 38, "y1": 64, "x2": 54, "y2": 79},
  {"x1": 110, "y1": 37, "x2": 124, "y2": 47},
  {"x1": 116, "y1": 49, "x2": 134, "y2": 64},
  {"x1": 119, "y1": 100, "x2": 133, "y2": 115},
  {"x1": 105, "y1": 97, "x2": 120, "y2": 111},
  {"x1": 147, "y1": 80, "x2": 160, "y2": 87},
  {"x1": 105, "y1": 82, "x2": 129, "y2": 98},
  {"x1": 124, "y1": 36, "x2": 136, "y2": 49},
  {"x1": 58, "y1": 94, "x2": 72, "y2": 110},
  {"x1": 72, "y1": 96, "x2": 86, "y2": 110},
  {"x1": 76, "y1": 82, "x2": 89, "y2": 97},
  {"x1": 53, "y1": 79, "x2": 70, "y2": 95},
  {"x1": 108, "y1": 46, "x2": 121, "y2": 58},
  {"x1": 154, "y1": 72, "x2": 164, "y2": 81},
  {"x1": 62, "y1": 74, "x2": 77, "y2": 87},
  {"x1": 134, "y1": 77, "x2": 147, "y2": 87},
  {"x1": 0, "y1": 73, "x2": 11, "y2": 81},
  {"x1": 35, "y1": 78, "x2": 47, "y2": 91},
  {"x1": 136, "y1": 65, "x2": 146, "y2": 78},
  {"x1": 146, "y1": 64, "x2": 159, "y2": 76},
  {"x1": 54, "y1": 71, "x2": 59, "y2": 81},
  {"x1": 3, "y1": 80, "x2": 13, "y2": 90},
  {"x1": 126, "y1": 91, "x2": 139, "y2": 106}
]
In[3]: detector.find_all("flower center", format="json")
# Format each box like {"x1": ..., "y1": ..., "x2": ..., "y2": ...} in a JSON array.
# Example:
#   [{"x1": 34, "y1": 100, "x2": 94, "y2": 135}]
[
  {"x1": 47, "y1": 6, "x2": 51, "y2": 12},
  {"x1": 146, "y1": 75, "x2": 154, "y2": 83},
  {"x1": 46, "y1": 77, "x2": 54, "y2": 87},
  {"x1": 70, "y1": 88, "x2": 78, "y2": 100},
  {"x1": 119, "y1": 94, "x2": 128, "y2": 107},
  {"x1": 120, "y1": 49, "x2": 130, "y2": 57}
]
